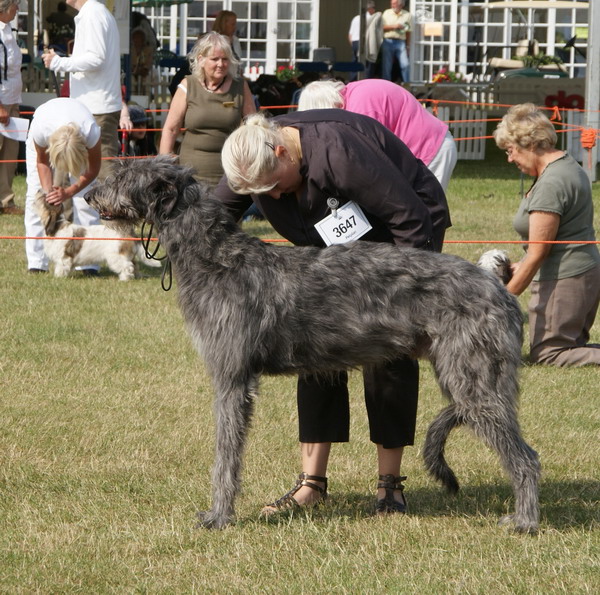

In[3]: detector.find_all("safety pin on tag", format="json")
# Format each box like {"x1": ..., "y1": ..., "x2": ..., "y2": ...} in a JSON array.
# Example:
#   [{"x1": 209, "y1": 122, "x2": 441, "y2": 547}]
[{"x1": 327, "y1": 197, "x2": 340, "y2": 219}]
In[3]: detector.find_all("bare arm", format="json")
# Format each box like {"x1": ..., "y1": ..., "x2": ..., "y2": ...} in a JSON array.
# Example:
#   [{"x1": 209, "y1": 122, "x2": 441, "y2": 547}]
[
  {"x1": 35, "y1": 143, "x2": 55, "y2": 195},
  {"x1": 120, "y1": 102, "x2": 133, "y2": 132},
  {"x1": 159, "y1": 84, "x2": 187, "y2": 155},
  {"x1": 242, "y1": 80, "x2": 257, "y2": 118},
  {"x1": 506, "y1": 211, "x2": 560, "y2": 296},
  {"x1": 0, "y1": 104, "x2": 9, "y2": 125}
]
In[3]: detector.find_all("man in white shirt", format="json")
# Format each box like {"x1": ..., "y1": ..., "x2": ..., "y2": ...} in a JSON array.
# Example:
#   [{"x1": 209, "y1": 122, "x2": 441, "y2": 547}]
[{"x1": 42, "y1": 0, "x2": 131, "y2": 180}]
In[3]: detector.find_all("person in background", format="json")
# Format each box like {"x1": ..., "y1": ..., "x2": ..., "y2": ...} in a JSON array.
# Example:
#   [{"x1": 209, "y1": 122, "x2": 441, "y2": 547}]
[
  {"x1": 120, "y1": 104, "x2": 156, "y2": 157},
  {"x1": 212, "y1": 9, "x2": 242, "y2": 64},
  {"x1": 46, "y1": 1, "x2": 75, "y2": 53},
  {"x1": 214, "y1": 110, "x2": 450, "y2": 517},
  {"x1": 24, "y1": 97, "x2": 102, "y2": 274},
  {"x1": 381, "y1": 0, "x2": 412, "y2": 83},
  {"x1": 130, "y1": 27, "x2": 155, "y2": 90},
  {"x1": 42, "y1": 0, "x2": 133, "y2": 182},
  {"x1": 168, "y1": 11, "x2": 242, "y2": 97},
  {"x1": 298, "y1": 79, "x2": 457, "y2": 190},
  {"x1": 0, "y1": 0, "x2": 23, "y2": 216},
  {"x1": 348, "y1": 1, "x2": 381, "y2": 80},
  {"x1": 159, "y1": 32, "x2": 255, "y2": 188},
  {"x1": 494, "y1": 103, "x2": 600, "y2": 366}
]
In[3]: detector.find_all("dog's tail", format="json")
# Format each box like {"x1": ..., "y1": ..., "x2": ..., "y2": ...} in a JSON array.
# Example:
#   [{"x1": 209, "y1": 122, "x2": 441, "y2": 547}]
[
  {"x1": 477, "y1": 249, "x2": 512, "y2": 285},
  {"x1": 423, "y1": 405, "x2": 462, "y2": 493}
]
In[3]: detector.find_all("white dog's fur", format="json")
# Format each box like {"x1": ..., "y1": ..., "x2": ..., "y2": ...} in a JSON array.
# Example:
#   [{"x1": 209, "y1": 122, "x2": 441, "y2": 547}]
[
  {"x1": 477, "y1": 249, "x2": 513, "y2": 285},
  {"x1": 35, "y1": 192, "x2": 160, "y2": 280}
]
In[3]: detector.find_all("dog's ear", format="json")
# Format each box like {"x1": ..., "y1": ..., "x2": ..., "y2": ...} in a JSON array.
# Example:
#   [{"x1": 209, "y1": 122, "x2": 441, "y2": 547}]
[{"x1": 147, "y1": 178, "x2": 180, "y2": 221}]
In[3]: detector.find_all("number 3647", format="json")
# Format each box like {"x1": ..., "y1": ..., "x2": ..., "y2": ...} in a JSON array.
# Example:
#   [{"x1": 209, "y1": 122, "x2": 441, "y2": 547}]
[{"x1": 332, "y1": 215, "x2": 357, "y2": 237}]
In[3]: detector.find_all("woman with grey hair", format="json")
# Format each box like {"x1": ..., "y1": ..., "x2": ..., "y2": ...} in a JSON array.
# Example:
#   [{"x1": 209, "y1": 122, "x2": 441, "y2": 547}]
[
  {"x1": 159, "y1": 31, "x2": 256, "y2": 186},
  {"x1": 216, "y1": 109, "x2": 450, "y2": 517},
  {"x1": 494, "y1": 102, "x2": 600, "y2": 366},
  {"x1": 0, "y1": 0, "x2": 22, "y2": 215}
]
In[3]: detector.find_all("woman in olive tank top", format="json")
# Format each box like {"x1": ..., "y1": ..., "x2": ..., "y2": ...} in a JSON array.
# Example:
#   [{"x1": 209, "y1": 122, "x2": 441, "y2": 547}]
[{"x1": 159, "y1": 31, "x2": 256, "y2": 187}]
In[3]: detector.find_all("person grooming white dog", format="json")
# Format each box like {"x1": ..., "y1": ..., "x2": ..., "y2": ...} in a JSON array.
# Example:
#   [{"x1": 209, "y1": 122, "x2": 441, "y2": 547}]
[{"x1": 24, "y1": 97, "x2": 102, "y2": 274}]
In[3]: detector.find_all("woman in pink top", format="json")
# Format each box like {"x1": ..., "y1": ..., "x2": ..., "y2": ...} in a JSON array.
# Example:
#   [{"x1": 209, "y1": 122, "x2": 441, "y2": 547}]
[{"x1": 298, "y1": 78, "x2": 457, "y2": 190}]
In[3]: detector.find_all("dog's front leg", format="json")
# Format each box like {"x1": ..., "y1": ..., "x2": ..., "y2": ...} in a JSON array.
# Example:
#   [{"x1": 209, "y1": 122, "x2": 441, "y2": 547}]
[{"x1": 197, "y1": 375, "x2": 257, "y2": 529}]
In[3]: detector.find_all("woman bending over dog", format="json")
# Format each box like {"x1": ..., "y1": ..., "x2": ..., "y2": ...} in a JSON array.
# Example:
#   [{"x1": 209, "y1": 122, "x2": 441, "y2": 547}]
[{"x1": 213, "y1": 109, "x2": 450, "y2": 517}]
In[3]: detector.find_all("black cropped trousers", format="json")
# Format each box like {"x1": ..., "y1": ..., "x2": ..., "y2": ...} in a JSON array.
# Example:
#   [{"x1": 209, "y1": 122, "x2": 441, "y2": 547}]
[{"x1": 296, "y1": 356, "x2": 419, "y2": 449}]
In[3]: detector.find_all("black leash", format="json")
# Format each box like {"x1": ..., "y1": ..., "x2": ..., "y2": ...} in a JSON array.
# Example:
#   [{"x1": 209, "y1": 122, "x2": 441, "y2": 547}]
[{"x1": 140, "y1": 221, "x2": 172, "y2": 291}]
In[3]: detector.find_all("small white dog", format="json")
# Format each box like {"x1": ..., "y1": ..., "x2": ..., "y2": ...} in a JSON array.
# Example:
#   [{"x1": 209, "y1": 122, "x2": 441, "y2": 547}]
[
  {"x1": 477, "y1": 249, "x2": 513, "y2": 285},
  {"x1": 35, "y1": 192, "x2": 160, "y2": 280}
]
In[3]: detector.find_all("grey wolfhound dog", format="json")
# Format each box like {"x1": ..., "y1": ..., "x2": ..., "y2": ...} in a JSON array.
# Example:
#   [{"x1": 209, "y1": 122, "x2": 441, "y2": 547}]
[{"x1": 86, "y1": 156, "x2": 540, "y2": 533}]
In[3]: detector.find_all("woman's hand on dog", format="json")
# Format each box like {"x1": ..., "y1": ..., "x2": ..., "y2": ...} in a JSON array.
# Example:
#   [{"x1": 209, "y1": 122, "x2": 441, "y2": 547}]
[{"x1": 45, "y1": 186, "x2": 71, "y2": 205}]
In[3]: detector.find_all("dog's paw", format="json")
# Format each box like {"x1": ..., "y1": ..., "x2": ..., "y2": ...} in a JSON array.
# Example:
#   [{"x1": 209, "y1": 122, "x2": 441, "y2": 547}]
[
  {"x1": 195, "y1": 509, "x2": 233, "y2": 530},
  {"x1": 498, "y1": 514, "x2": 539, "y2": 535}
]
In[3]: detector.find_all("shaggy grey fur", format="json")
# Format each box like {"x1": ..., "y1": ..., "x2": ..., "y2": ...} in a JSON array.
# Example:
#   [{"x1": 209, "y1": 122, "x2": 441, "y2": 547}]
[{"x1": 86, "y1": 156, "x2": 540, "y2": 533}]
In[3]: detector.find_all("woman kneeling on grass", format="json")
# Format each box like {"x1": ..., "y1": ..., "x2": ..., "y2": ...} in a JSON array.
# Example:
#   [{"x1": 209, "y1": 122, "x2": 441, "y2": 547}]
[{"x1": 494, "y1": 102, "x2": 600, "y2": 366}]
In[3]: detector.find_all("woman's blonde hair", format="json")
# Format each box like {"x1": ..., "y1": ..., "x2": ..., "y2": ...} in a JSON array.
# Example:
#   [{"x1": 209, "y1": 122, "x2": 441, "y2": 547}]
[
  {"x1": 188, "y1": 31, "x2": 239, "y2": 84},
  {"x1": 221, "y1": 113, "x2": 286, "y2": 194},
  {"x1": 297, "y1": 80, "x2": 345, "y2": 111},
  {"x1": 47, "y1": 124, "x2": 89, "y2": 179},
  {"x1": 493, "y1": 103, "x2": 557, "y2": 151}
]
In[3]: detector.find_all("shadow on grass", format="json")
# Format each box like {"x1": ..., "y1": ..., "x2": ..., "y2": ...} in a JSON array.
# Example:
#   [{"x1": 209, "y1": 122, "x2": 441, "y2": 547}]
[{"x1": 242, "y1": 479, "x2": 599, "y2": 532}]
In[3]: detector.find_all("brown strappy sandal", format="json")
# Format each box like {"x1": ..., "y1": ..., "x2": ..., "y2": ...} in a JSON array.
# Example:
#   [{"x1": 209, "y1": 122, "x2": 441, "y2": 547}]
[
  {"x1": 260, "y1": 472, "x2": 328, "y2": 516},
  {"x1": 376, "y1": 474, "x2": 407, "y2": 514}
]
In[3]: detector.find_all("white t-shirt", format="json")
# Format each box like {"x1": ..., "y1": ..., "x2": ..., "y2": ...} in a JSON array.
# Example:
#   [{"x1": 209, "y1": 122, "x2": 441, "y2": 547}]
[
  {"x1": 349, "y1": 12, "x2": 376, "y2": 42},
  {"x1": 49, "y1": 0, "x2": 122, "y2": 114},
  {"x1": 29, "y1": 98, "x2": 101, "y2": 149}
]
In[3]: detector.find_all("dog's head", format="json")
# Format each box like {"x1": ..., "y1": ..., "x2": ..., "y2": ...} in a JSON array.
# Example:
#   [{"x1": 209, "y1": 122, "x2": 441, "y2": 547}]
[
  {"x1": 85, "y1": 155, "x2": 198, "y2": 231},
  {"x1": 477, "y1": 249, "x2": 513, "y2": 285}
]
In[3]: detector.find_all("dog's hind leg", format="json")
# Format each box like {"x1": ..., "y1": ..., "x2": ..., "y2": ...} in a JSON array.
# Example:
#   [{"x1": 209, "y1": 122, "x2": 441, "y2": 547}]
[
  {"x1": 423, "y1": 404, "x2": 462, "y2": 494},
  {"x1": 197, "y1": 374, "x2": 258, "y2": 529},
  {"x1": 464, "y1": 408, "x2": 541, "y2": 534}
]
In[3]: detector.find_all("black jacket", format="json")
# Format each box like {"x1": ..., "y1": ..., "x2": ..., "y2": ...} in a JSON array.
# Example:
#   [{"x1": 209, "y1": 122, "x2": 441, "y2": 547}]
[{"x1": 214, "y1": 109, "x2": 450, "y2": 250}]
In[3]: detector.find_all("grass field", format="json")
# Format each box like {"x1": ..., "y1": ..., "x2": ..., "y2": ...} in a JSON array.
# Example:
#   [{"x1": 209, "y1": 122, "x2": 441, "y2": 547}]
[{"x1": 1, "y1": 152, "x2": 599, "y2": 594}]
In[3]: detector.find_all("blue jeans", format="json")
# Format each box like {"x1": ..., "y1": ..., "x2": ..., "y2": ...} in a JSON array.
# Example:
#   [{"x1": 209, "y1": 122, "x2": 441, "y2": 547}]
[{"x1": 382, "y1": 38, "x2": 410, "y2": 82}]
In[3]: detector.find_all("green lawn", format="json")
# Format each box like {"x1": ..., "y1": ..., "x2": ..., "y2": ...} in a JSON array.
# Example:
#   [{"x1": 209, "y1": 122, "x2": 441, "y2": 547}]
[{"x1": 0, "y1": 155, "x2": 598, "y2": 594}]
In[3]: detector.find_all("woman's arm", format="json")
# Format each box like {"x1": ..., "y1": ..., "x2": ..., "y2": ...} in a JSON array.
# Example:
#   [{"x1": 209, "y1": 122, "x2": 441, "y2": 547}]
[
  {"x1": 159, "y1": 84, "x2": 187, "y2": 155},
  {"x1": 35, "y1": 143, "x2": 55, "y2": 195},
  {"x1": 242, "y1": 80, "x2": 257, "y2": 117},
  {"x1": 42, "y1": 140, "x2": 102, "y2": 205},
  {"x1": 506, "y1": 210, "x2": 560, "y2": 296}
]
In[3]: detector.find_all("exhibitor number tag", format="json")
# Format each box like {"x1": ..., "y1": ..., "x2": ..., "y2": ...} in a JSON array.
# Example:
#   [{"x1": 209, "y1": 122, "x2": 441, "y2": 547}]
[{"x1": 315, "y1": 201, "x2": 372, "y2": 246}]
